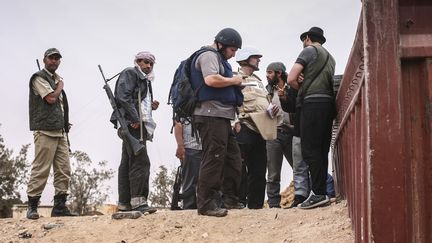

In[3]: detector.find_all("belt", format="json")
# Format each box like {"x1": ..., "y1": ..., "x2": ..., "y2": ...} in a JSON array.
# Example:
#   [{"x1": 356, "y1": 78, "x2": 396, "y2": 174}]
[{"x1": 304, "y1": 93, "x2": 333, "y2": 99}]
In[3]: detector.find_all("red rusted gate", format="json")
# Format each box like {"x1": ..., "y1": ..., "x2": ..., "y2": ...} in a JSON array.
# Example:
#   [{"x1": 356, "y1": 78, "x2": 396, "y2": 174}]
[{"x1": 332, "y1": 0, "x2": 432, "y2": 242}]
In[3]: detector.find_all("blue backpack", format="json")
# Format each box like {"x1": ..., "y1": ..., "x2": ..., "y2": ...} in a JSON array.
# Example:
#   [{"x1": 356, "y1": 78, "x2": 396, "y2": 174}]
[{"x1": 168, "y1": 47, "x2": 218, "y2": 132}]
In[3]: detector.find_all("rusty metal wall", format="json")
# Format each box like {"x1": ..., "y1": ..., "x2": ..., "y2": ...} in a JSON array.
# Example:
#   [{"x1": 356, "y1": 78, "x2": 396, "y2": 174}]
[{"x1": 332, "y1": 0, "x2": 432, "y2": 242}]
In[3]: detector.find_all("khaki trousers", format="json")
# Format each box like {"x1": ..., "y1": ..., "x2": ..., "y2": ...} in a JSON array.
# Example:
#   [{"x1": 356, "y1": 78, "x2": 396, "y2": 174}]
[{"x1": 27, "y1": 132, "x2": 71, "y2": 197}]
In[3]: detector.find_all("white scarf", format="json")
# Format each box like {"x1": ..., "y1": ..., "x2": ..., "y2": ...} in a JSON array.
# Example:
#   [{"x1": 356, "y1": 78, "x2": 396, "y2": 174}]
[{"x1": 136, "y1": 64, "x2": 157, "y2": 141}]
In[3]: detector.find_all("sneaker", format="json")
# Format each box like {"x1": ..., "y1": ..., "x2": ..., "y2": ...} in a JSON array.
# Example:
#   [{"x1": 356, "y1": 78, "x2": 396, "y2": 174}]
[
  {"x1": 289, "y1": 195, "x2": 307, "y2": 208},
  {"x1": 134, "y1": 204, "x2": 157, "y2": 214},
  {"x1": 198, "y1": 207, "x2": 228, "y2": 217},
  {"x1": 298, "y1": 195, "x2": 329, "y2": 209}
]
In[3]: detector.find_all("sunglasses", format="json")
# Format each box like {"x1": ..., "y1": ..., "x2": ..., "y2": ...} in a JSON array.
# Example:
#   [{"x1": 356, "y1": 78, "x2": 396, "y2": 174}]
[{"x1": 137, "y1": 59, "x2": 154, "y2": 66}]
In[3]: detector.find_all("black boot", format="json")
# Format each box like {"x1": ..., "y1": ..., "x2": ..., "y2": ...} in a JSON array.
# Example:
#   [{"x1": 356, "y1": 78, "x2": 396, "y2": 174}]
[
  {"x1": 27, "y1": 196, "x2": 40, "y2": 219},
  {"x1": 51, "y1": 194, "x2": 78, "y2": 217}
]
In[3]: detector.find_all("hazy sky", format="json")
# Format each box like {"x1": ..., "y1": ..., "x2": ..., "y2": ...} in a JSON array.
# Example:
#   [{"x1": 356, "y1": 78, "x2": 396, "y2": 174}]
[{"x1": 0, "y1": 0, "x2": 362, "y2": 204}]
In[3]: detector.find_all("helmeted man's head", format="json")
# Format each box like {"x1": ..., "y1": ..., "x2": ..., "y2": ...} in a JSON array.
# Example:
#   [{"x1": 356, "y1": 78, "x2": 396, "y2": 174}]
[
  {"x1": 214, "y1": 28, "x2": 242, "y2": 60},
  {"x1": 236, "y1": 46, "x2": 262, "y2": 71}
]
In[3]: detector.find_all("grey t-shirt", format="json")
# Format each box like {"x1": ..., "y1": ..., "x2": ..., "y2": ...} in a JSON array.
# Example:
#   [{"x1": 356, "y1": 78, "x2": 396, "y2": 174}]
[
  {"x1": 295, "y1": 46, "x2": 317, "y2": 67},
  {"x1": 193, "y1": 47, "x2": 236, "y2": 120},
  {"x1": 180, "y1": 119, "x2": 202, "y2": 150}
]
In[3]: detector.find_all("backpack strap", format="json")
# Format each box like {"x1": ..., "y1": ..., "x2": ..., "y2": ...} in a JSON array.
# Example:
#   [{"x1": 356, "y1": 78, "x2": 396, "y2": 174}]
[{"x1": 188, "y1": 47, "x2": 221, "y2": 100}]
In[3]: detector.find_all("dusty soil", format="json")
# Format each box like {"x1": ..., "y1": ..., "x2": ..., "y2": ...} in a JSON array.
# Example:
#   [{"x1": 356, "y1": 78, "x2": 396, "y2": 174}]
[{"x1": 0, "y1": 200, "x2": 353, "y2": 243}]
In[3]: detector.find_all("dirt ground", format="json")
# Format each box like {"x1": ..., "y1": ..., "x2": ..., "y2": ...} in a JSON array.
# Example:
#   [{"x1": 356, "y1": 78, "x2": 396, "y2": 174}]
[{"x1": 0, "y1": 200, "x2": 353, "y2": 243}]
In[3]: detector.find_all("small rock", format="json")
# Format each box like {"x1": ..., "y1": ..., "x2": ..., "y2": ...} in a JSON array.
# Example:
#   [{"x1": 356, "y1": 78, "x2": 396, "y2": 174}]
[
  {"x1": 174, "y1": 225, "x2": 183, "y2": 229},
  {"x1": 238, "y1": 228, "x2": 243, "y2": 233},
  {"x1": 201, "y1": 232, "x2": 209, "y2": 238},
  {"x1": 298, "y1": 221, "x2": 303, "y2": 225},
  {"x1": 18, "y1": 230, "x2": 32, "y2": 239},
  {"x1": 43, "y1": 223, "x2": 64, "y2": 230}
]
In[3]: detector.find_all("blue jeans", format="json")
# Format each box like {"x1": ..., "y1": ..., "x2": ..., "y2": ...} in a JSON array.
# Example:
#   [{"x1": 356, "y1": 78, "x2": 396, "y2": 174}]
[
  {"x1": 292, "y1": 136, "x2": 311, "y2": 198},
  {"x1": 266, "y1": 129, "x2": 293, "y2": 207}
]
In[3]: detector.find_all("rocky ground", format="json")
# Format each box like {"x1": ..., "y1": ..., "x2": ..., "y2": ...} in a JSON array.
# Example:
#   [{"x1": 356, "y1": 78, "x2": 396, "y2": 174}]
[{"x1": 0, "y1": 199, "x2": 353, "y2": 243}]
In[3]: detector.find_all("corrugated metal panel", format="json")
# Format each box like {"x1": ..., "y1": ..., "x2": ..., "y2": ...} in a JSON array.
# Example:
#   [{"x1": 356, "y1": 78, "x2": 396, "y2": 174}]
[{"x1": 332, "y1": 0, "x2": 432, "y2": 242}]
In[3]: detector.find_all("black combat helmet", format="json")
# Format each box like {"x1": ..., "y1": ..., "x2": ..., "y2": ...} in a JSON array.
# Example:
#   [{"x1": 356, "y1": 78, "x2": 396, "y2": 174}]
[{"x1": 215, "y1": 28, "x2": 242, "y2": 49}]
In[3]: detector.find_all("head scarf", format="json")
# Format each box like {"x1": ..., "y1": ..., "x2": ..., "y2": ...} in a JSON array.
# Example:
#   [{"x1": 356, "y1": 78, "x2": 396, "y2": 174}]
[
  {"x1": 134, "y1": 51, "x2": 156, "y2": 63},
  {"x1": 134, "y1": 51, "x2": 156, "y2": 82}
]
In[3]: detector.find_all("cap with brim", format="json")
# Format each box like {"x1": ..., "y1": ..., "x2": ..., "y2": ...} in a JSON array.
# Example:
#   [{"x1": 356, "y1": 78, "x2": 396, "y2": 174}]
[
  {"x1": 44, "y1": 48, "x2": 62, "y2": 58},
  {"x1": 300, "y1": 27, "x2": 326, "y2": 44}
]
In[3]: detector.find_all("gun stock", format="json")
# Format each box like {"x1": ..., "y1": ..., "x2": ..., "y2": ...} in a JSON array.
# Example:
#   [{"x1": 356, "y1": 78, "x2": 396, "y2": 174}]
[
  {"x1": 170, "y1": 165, "x2": 182, "y2": 210},
  {"x1": 36, "y1": 59, "x2": 41, "y2": 71},
  {"x1": 98, "y1": 64, "x2": 145, "y2": 156}
]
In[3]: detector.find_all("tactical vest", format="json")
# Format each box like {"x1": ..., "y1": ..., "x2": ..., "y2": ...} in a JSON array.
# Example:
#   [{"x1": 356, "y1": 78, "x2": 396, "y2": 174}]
[
  {"x1": 235, "y1": 69, "x2": 269, "y2": 133},
  {"x1": 298, "y1": 45, "x2": 336, "y2": 98},
  {"x1": 29, "y1": 70, "x2": 68, "y2": 131},
  {"x1": 190, "y1": 51, "x2": 243, "y2": 106}
]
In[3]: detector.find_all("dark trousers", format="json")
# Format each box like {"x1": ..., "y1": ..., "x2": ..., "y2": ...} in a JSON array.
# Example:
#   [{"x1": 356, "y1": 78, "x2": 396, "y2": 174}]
[
  {"x1": 237, "y1": 124, "x2": 267, "y2": 209},
  {"x1": 181, "y1": 148, "x2": 202, "y2": 209},
  {"x1": 300, "y1": 100, "x2": 335, "y2": 195},
  {"x1": 118, "y1": 126, "x2": 151, "y2": 204},
  {"x1": 194, "y1": 116, "x2": 242, "y2": 212}
]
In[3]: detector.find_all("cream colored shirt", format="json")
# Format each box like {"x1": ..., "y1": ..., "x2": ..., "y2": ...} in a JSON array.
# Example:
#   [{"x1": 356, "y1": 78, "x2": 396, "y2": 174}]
[{"x1": 31, "y1": 69, "x2": 64, "y2": 137}]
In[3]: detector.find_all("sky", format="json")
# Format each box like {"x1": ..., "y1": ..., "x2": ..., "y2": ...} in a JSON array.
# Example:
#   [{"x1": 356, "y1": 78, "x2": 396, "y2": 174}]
[{"x1": 0, "y1": 0, "x2": 362, "y2": 204}]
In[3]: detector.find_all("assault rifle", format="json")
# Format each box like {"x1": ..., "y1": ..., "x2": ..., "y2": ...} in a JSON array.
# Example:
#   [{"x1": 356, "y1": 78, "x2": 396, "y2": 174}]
[
  {"x1": 98, "y1": 64, "x2": 145, "y2": 156},
  {"x1": 170, "y1": 165, "x2": 183, "y2": 210}
]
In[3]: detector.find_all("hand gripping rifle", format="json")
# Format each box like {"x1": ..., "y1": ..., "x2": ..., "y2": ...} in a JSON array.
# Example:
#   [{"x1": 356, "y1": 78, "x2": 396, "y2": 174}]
[
  {"x1": 98, "y1": 65, "x2": 145, "y2": 156},
  {"x1": 170, "y1": 165, "x2": 183, "y2": 210}
]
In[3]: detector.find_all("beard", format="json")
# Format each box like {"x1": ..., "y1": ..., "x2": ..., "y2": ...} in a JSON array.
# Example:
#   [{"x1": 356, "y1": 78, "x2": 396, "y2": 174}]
[{"x1": 267, "y1": 75, "x2": 278, "y2": 86}]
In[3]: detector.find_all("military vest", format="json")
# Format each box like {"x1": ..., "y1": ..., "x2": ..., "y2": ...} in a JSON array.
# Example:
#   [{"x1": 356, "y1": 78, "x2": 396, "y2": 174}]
[{"x1": 29, "y1": 70, "x2": 68, "y2": 131}]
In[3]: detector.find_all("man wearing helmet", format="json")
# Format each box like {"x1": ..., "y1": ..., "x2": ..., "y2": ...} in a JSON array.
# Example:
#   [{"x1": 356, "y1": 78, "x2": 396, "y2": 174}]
[
  {"x1": 191, "y1": 28, "x2": 245, "y2": 217},
  {"x1": 234, "y1": 46, "x2": 280, "y2": 209}
]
